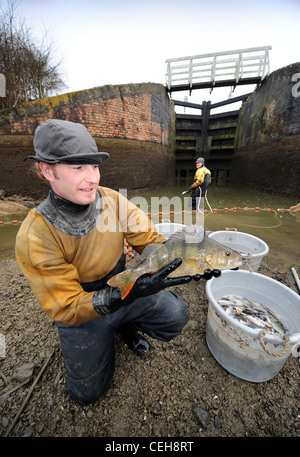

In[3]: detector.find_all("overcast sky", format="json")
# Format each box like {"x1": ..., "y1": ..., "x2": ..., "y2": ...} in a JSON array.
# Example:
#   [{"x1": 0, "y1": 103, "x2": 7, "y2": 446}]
[{"x1": 15, "y1": 0, "x2": 300, "y2": 109}]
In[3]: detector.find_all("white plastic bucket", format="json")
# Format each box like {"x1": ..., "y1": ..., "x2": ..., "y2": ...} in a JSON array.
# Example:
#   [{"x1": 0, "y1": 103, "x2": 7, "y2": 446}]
[
  {"x1": 155, "y1": 223, "x2": 186, "y2": 239},
  {"x1": 205, "y1": 270, "x2": 300, "y2": 382},
  {"x1": 208, "y1": 230, "x2": 269, "y2": 271}
]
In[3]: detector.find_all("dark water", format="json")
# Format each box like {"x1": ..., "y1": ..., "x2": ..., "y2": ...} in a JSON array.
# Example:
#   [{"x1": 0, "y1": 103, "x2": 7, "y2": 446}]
[
  {"x1": 0, "y1": 211, "x2": 29, "y2": 258},
  {"x1": 0, "y1": 185, "x2": 299, "y2": 271}
]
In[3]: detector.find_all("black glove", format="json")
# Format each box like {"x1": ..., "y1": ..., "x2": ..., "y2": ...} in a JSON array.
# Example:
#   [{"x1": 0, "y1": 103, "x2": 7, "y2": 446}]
[
  {"x1": 124, "y1": 258, "x2": 192, "y2": 301},
  {"x1": 128, "y1": 263, "x2": 222, "y2": 292},
  {"x1": 196, "y1": 269, "x2": 221, "y2": 280},
  {"x1": 93, "y1": 258, "x2": 191, "y2": 315},
  {"x1": 188, "y1": 185, "x2": 194, "y2": 192}
]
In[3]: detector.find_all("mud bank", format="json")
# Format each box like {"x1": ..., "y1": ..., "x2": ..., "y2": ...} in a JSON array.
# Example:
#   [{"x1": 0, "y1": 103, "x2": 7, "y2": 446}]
[{"x1": 0, "y1": 251, "x2": 299, "y2": 438}]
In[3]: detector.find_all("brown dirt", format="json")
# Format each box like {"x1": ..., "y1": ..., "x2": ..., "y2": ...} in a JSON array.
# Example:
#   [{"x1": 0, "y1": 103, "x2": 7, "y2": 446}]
[{"x1": 0, "y1": 248, "x2": 300, "y2": 439}]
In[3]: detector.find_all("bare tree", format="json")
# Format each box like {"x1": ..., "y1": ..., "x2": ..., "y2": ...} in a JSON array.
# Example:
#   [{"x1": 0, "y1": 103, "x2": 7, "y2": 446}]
[{"x1": 0, "y1": 0, "x2": 66, "y2": 109}]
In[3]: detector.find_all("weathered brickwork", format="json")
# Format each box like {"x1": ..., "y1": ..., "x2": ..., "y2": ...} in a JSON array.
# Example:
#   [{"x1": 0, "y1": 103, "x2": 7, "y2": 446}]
[
  {"x1": 0, "y1": 83, "x2": 176, "y2": 198},
  {"x1": 0, "y1": 83, "x2": 173, "y2": 144},
  {"x1": 231, "y1": 63, "x2": 300, "y2": 196}
]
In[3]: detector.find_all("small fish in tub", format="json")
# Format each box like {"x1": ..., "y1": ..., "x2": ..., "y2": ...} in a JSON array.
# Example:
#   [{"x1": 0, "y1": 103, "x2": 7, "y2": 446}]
[{"x1": 217, "y1": 295, "x2": 289, "y2": 335}]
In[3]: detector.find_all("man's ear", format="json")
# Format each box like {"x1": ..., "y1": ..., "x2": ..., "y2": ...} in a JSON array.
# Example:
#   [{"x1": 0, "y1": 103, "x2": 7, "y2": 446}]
[{"x1": 39, "y1": 162, "x2": 56, "y2": 182}]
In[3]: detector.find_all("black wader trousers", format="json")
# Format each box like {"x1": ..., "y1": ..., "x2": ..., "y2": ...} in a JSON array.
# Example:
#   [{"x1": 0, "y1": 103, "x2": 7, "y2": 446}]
[{"x1": 56, "y1": 290, "x2": 189, "y2": 404}]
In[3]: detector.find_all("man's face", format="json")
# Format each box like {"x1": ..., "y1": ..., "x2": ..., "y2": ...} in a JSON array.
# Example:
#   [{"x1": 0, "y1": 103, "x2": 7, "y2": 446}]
[
  {"x1": 40, "y1": 163, "x2": 100, "y2": 205},
  {"x1": 196, "y1": 162, "x2": 202, "y2": 168}
]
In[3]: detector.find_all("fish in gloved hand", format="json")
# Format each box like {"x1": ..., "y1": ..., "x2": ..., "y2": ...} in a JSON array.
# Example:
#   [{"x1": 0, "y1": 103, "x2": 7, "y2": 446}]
[{"x1": 107, "y1": 226, "x2": 244, "y2": 299}]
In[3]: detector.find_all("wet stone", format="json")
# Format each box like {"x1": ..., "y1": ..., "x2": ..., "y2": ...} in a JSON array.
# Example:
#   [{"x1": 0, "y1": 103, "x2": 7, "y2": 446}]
[
  {"x1": 194, "y1": 405, "x2": 210, "y2": 428},
  {"x1": 214, "y1": 415, "x2": 221, "y2": 429},
  {"x1": 12, "y1": 362, "x2": 35, "y2": 382}
]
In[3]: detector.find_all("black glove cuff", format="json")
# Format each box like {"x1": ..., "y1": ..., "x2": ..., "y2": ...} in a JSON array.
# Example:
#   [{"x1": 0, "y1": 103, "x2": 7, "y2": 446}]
[{"x1": 92, "y1": 287, "x2": 123, "y2": 315}]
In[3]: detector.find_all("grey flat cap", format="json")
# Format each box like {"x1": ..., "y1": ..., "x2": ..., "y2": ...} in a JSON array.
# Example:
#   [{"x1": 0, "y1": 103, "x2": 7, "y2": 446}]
[{"x1": 26, "y1": 119, "x2": 109, "y2": 164}]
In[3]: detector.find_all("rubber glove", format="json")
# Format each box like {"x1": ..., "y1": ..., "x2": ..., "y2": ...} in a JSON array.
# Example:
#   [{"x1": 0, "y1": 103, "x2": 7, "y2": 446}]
[
  {"x1": 194, "y1": 269, "x2": 221, "y2": 281},
  {"x1": 93, "y1": 258, "x2": 191, "y2": 315}
]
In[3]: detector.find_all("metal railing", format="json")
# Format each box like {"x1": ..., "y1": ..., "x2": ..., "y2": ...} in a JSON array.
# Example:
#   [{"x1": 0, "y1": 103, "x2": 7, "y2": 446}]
[{"x1": 165, "y1": 46, "x2": 272, "y2": 90}]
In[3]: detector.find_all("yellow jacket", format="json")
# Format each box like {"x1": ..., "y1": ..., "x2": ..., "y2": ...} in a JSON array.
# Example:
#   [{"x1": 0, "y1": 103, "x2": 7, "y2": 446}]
[
  {"x1": 192, "y1": 166, "x2": 211, "y2": 191},
  {"x1": 15, "y1": 187, "x2": 165, "y2": 326}
]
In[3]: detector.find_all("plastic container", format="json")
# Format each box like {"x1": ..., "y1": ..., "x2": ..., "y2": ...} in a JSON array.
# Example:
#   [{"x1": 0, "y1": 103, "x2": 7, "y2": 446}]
[
  {"x1": 155, "y1": 223, "x2": 186, "y2": 239},
  {"x1": 205, "y1": 270, "x2": 300, "y2": 382},
  {"x1": 208, "y1": 230, "x2": 269, "y2": 271}
]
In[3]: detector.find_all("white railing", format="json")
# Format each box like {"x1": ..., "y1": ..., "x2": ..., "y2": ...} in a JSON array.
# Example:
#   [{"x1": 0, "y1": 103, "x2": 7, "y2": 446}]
[{"x1": 165, "y1": 46, "x2": 272, "y2": 90}]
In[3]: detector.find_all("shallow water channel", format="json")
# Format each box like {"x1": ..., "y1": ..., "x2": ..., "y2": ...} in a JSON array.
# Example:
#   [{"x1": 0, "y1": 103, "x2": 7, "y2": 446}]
[{"x1": 0, "y1": 185, "x2": 299, "y2": 272}]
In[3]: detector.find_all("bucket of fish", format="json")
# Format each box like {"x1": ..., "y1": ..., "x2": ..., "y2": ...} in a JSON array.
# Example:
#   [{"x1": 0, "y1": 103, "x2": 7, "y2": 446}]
[
  {"x1": 207, "y1": 230, "x2": 269, "y2": 271},
  {"x1": 155, "y1": 223, "x2": 187, "y2": 239},
  {"x1": 205, "y1": 270, "x2": 300, "y2": 382}
]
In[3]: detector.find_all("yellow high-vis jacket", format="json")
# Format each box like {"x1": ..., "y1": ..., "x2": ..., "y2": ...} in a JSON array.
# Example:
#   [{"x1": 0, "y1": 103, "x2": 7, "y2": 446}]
[
  {"x1": 191, "y1": 166, "x2": 211, "y2": 192},
  {"x1": 15, "y1": 187, "x2": 165, "y2": 326}
]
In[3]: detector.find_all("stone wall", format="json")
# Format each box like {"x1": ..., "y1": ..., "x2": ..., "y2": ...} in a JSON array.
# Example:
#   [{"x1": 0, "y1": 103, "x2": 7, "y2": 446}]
[
  {"x1": 0, "y1": 83, "x2": 175, "y2": 198},
  {"x1": 231, "y1": 62, "x2": 300, "y2": 197}
]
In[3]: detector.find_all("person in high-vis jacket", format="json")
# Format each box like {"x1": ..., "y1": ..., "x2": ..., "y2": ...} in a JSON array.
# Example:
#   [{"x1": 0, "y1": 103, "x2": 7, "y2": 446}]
[
  {"x1": 16, "y1": 120, "x2": 218, "y2": 404},
  {"x1": 188, "y1": 157, "x2": 211, "y2": 211}
]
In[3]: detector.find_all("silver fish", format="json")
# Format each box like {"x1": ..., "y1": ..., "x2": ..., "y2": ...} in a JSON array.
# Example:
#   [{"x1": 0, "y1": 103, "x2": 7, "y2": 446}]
[{"x1": 217, "y1": 295, "x2": 288, "y2": 335}]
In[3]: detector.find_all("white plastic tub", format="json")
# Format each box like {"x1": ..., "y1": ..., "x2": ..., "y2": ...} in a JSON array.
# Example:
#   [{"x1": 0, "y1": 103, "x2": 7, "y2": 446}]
[
  {"x1": 208, "y1": 230, "x2": 269, "y2": 271},
  {"x1": 205, "y1": 270, "x2": 300, "y2": 382},
  {"x1": 155, "y1": 223, "x2": 186, "y2": 239}
]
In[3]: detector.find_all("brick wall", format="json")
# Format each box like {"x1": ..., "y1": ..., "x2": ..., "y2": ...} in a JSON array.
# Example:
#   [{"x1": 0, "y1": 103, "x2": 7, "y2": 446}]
[
  {"x1": 231, "y1": 62, "x2": 300, "y2": 197},
  {"x1": 0, "y1": 83, "x2": 176, "y2": 198}
]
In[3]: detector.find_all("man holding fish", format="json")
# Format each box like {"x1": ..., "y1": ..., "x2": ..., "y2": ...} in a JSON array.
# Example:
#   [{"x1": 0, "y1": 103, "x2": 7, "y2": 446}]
[{"x1": 15, "y1": 120, "x2": 240, "y2": 404}]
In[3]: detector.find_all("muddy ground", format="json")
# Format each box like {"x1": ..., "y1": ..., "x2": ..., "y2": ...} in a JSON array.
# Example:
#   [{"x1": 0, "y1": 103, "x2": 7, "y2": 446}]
[{"x1": 0, "y1": 200, "x2": 299, "y2": 440}]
